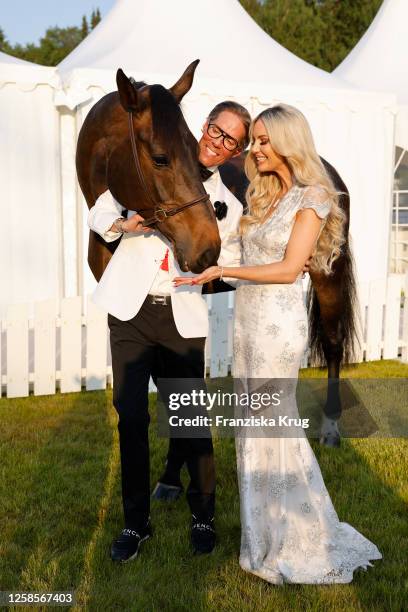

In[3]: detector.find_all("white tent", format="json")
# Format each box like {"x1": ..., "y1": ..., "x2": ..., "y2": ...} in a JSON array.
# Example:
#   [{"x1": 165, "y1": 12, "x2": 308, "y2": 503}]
[
  {"x1": 0, "y1": 52, "x2": 61, "y2": 319},
  {"x1": 335, "y1": 0, "x2": 408, "y2": 272},
  {"x1": 54, "y1": 0, "x2": 395, "y2": 296},
  {"x1": 335, "y1": 0, "x2": 407, "y2": 150}
]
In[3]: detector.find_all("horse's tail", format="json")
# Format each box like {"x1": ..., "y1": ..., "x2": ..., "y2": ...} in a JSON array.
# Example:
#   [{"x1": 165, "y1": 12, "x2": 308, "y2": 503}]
[{"x1": 307, "y1": 241, "x2": 360, "y2": 366}]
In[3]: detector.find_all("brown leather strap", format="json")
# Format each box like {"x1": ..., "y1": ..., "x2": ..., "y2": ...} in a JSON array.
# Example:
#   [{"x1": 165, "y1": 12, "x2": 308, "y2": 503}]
[{"x1": 128, "y1": 112, "x2": 156, "y2": 209}]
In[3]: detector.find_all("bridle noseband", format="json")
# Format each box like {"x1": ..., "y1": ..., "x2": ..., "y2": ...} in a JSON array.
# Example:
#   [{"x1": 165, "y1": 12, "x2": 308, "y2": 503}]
[{"x1": 127, "y1": 112, "x2": 210, "y2": 227}]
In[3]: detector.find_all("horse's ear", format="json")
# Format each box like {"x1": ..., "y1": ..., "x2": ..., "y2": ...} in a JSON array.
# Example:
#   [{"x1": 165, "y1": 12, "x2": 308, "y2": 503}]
[
  {"x1": 169, "y1": 59, "x2": 200, "y2": 103},
  {"x1": 116, "y1": 68, "x2": 139, "y2": 111}
]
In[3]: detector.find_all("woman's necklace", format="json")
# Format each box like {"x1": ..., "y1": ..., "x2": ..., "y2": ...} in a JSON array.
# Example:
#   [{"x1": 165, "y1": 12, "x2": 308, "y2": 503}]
[{"x1": 261, "y1": 186, "x2": 287, "y2": 223}]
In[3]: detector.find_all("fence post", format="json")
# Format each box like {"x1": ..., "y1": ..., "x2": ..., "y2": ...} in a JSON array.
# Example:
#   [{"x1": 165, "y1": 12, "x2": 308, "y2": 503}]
[
  {"x1": 365, "y1": 279, "x2": 386, "y2": 361},
  {"x1": 6, "y1": 304, "x2": 29, "y2": 398},
  {"x1": 0, "y1": 319, "x2": 2, "y2": 395},
  {"x1": 60, "y1": 296, "x2": 82, "y2": 393},
  {"x1": 383, "y1": 275, "x2": 403, "y2": 359},
  {"x1": 401, "y1": 273, "x2": 408, "y2": 362},
  {"x1": 355, "y1": 281, "x2": 369, "y2": 363},
  {"x1": 86, "y1": 297, "x2": 108, "y2": 390},
  {"x1": 34, "y1": 299, "x2": 57, "y2": 396}
]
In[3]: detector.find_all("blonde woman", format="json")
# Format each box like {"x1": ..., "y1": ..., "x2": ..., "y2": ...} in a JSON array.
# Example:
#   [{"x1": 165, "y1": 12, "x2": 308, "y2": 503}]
[{"x1": 173, "y1": 105, "x2": 381, "y2": 583}]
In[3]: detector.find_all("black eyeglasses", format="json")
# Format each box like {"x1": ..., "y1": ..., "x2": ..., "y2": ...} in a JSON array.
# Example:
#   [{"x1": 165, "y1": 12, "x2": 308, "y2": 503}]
[{"x1": 207, "y1": 123, "x2": 240, "y2": 151}]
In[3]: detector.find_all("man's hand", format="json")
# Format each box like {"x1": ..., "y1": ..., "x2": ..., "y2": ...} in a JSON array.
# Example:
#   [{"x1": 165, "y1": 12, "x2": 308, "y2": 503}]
[
  {"x1": 111, "y1": 213, "x2": 152, "y2": 233},
  {"x1": 302, "y1": 256, "x2": 312, "y2": 275}
]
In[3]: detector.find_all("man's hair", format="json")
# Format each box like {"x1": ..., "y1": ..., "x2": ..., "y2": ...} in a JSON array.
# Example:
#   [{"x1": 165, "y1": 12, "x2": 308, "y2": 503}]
[{"x1": 208, "y1": 101, "x2": 251, "y2": 149}]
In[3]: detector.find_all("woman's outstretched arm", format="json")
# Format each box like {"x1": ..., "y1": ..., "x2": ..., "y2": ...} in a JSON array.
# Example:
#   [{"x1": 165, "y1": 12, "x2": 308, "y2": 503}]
[{"x1": 173, "y1": 208, "x2": 323, "y2": 286}]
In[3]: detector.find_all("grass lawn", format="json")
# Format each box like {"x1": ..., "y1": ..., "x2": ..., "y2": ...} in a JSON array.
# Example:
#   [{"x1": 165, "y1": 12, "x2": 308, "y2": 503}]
[{"x1": 0, "y1": 360, "x2": 407, "y2": 611}]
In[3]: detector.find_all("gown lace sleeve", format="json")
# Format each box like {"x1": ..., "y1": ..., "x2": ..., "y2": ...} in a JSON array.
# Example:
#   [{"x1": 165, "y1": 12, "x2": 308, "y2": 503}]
[{"x1": 300, "y1": 185, "x2": 332, "y2": 220}]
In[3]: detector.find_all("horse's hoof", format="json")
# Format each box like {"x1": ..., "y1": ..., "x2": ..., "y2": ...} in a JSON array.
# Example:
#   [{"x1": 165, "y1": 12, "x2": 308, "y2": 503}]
[
  {"x1": 151, "y1": 482, "x2": 183, "y2": 501},
  {"x1": 319, "y1": 432, "x2": 341, "y2": 448}
]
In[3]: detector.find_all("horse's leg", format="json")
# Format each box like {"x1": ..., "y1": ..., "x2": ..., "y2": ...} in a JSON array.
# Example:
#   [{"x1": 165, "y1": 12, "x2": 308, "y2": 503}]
[
  {"x1": 308, "y1": 233, "x2": 358, "y2": 448},
  {"x1": 319, "y1": 311, "x2": 343, "y2": 448},
  {"x1": 308, "y1": 269, "x2": 346, "y2": 448},
  {"x1": 151, "y1": 438, "x2": 185, "y2": 500}
]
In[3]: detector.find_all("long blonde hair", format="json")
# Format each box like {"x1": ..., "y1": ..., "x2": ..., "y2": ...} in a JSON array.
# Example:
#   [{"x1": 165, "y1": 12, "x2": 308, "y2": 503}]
[{"x1": 241, "y1": 104, "x2": 346, "y2": 275}]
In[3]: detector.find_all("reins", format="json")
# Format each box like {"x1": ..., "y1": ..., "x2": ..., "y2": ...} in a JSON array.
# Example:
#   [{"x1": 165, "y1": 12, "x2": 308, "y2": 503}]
[{"x1": 127, "y1": 112, "x2": 209, "y2": 227}]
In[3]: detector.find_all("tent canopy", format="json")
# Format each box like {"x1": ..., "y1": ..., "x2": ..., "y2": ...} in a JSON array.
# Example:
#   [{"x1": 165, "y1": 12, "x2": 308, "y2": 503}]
[
  {"x1": 58, "y1": 0, "x2": 351, "y2": 91},
  {"x1": 335, "y1": 0, "x2": 407, "y2": 149},
  {"x1": 0, "y1": 50, "x2": 56, "y2": 89},
  {"x1": 53, "y1": 0, "x2": 396, "y2": 119},
  {"x1": 55, "y1": 0, "x2": 394, "y2": 113},
  {"x1": 335, "y1": 0, "x2": 407, "y2": 102}
]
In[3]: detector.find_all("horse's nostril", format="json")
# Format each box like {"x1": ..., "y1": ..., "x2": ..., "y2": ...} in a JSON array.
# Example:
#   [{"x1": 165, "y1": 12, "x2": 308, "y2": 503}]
[{"x1": 197, "y1": 248, "x2": 218, "y2": 271}]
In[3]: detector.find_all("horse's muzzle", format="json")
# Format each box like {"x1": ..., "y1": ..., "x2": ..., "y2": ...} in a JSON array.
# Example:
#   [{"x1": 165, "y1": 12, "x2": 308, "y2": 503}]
[
  {"x1": 176, "y1": 244, "x2": 220, "y2": 273},
  {"x1": 195, "y1": 247, "x2": 219, "y2": 273}
]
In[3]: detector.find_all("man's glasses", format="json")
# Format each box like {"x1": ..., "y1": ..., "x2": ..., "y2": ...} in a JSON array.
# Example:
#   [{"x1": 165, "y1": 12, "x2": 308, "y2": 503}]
[{"x1": 207, "y1": 123, "x2": 240, "y2": 152}]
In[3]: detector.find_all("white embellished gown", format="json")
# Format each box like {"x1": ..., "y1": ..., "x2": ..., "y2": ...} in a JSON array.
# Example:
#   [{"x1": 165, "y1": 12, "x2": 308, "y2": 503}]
[{"x1": 233, "y1": 184, "x2": 382, "y2": 584}]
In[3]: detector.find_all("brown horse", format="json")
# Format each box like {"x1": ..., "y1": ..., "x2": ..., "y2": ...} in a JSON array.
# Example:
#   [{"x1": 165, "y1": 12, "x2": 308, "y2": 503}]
[
  {"x1": 220, "y1": 153, "x2": 358, "y2": 447},
  {"x1": 76, "y1": 60, "x2": 221, "y2": 281}
]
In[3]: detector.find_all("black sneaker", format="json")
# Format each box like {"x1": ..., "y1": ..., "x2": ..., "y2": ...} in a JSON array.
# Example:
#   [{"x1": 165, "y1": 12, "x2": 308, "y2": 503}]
[
  {"x1": 191, "y1": 515, "x2": 216, "y2": 555},
  {"x1": 110, "y1": 521, "x2": 152, "y2": 563}
]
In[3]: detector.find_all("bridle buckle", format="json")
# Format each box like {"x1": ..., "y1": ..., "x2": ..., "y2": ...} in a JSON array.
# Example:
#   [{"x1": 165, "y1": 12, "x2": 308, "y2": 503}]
[{"x1": 154, "y1": 208, "x2": 168, "y2": 223}]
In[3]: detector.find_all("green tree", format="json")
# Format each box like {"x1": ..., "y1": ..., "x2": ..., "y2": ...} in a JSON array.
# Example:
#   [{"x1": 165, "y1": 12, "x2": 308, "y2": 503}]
[
  {"x1": 240, "y1": 0, "x2": 264, "y2": 22},
  {"x1": 0, "y1": 27, "x2": 12, "y2": 54},
  {"x1": 81, "y1": 15, "x2": 89, "y2": 39},
  {"x1": 8, "y1": 26, "x2": 84, "y2": 65},
  {"x1": 91, "y1": 8, "x2": 102, "y2": 29},
  {"x1": 0, "y1": 7, "x2": 102, "y2": 65},
  {"x1": 240, "y1": 0, "x2": 328, "y2": 69},
  {"x1": 260, "y1": 0, "x2": 326, "y2": 69},
  {"x1": 239, "y1": 0, "x2": 383, "y2": 71},
  {"x1": 319, "y1": 0, "x2": 383, "y2": 69}
]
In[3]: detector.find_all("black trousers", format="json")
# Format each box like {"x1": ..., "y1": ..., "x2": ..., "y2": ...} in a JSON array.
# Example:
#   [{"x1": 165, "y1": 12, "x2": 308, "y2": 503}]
[{"x1": 108, "y1": 297, "x2": 215, "y2": 529}]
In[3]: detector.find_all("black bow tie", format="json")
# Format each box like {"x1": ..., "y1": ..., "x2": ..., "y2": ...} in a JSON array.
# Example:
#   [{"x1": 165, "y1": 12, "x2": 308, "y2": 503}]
[
  {"x1": 214, "y1": 200, "x2": 228, "y2": 221},
  {"x1": 199, "y1": 163, "x2": 213, "y2": 182}
]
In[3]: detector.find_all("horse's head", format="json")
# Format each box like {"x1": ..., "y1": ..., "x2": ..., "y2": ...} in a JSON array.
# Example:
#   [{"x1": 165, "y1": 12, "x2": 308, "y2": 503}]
[{"x1": 109, "y1": 60, "x2": 220, "y2": 273}]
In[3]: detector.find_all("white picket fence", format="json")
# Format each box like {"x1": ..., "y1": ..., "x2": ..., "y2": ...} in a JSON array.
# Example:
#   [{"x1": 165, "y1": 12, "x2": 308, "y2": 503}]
[{"x1": 1, "y1": 274, "x2": 408, "y2": 399}]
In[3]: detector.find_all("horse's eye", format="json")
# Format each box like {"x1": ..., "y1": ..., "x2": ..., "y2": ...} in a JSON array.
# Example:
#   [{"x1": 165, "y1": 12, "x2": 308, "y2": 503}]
[{"x1": 152, "y1": 155, "x2": 169, "y2": 167}]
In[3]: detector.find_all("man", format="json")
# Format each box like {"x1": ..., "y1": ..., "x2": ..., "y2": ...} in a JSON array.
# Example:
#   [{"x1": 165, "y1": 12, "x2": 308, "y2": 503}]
[{"x1": 87, "y1": 101, "x2": 251, "y2": 562}]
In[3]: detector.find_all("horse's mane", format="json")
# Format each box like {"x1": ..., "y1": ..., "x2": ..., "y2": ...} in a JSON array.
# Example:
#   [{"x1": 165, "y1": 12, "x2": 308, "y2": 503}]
[
  {"x1": 149, "y1": 84, "x2": 186, "y2": 158},
  {"x1": 129, "y1": 78, "x2": 146, "y2": 90},
  {"x1": 128, "y1": 78, "x2": 187, "y2": 157}
]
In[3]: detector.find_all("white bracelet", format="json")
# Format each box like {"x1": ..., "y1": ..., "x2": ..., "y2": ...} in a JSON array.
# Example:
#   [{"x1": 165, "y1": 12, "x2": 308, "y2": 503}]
[{"x1": 219, "y1": 266, "x2": 224, "y2": 281}]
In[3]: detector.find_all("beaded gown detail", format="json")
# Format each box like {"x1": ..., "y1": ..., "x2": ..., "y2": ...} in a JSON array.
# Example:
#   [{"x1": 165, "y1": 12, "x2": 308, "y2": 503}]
[{"x1": 233, "y1": 184, "x2": 382, "y2": 584}]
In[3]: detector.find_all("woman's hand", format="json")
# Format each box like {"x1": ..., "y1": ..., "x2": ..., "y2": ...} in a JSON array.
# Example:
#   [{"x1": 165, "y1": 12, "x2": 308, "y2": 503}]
[{"x1": 173, "y1": 266, "x2": 221, "y2": 287}]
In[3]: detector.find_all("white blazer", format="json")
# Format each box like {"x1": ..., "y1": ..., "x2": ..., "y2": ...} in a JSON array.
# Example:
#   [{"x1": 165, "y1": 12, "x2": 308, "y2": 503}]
[{"x1": 88, "y1": 170, "x2": 242, "y2": 338}]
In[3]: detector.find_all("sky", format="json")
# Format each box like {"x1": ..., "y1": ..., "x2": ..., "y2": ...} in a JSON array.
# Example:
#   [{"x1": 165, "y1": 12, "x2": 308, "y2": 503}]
[{"x1": 0, "y1": 0, "x2": 116, "y2": 45}]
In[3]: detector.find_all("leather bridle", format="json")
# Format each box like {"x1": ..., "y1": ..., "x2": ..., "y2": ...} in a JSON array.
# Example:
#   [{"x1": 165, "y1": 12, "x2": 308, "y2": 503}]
[{"x1": 127, "y1": 112, "x2": 210, "y2": 227}]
